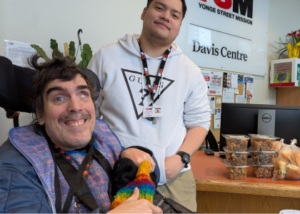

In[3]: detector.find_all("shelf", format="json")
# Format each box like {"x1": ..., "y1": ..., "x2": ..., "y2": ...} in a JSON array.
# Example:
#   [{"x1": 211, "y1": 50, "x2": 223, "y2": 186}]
[{"x1": 270, "y1": 82, "x2": 297, "y2": 88}]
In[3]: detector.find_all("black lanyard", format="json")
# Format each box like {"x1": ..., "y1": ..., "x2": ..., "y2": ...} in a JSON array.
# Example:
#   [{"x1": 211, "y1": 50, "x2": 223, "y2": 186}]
[
  {"x1": 138, "y1": 40, "x2": 172, "y2": 102},
  {"x1": 44, "y1": 130, "x2": 113, "y2": 213}
]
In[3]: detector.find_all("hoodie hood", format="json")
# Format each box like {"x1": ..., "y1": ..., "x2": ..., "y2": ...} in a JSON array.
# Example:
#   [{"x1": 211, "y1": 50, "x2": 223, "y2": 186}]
[{"x1": 118, "y1": 34, "x2": 183, "y2": 59}]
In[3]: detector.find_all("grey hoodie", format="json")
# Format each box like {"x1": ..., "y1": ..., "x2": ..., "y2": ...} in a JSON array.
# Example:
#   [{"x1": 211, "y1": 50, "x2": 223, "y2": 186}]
[{"x1": 88, "y1": 34, "x2": 211, "y2": 184}]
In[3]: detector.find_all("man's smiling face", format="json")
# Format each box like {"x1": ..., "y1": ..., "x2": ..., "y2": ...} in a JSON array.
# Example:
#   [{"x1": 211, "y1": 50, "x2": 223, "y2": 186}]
[
  {"x1": 141, "y1": 0, "x2": 183, "y2": 45},
  {"x1": 38, "y1": 74, "x2": 96, "y2": 150}
]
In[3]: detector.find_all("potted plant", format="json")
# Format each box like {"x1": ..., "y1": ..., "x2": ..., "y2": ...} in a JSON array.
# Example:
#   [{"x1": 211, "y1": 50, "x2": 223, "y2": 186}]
[
  {"x1": 30, "y1": 29, "x2": 93, "y2": 68},
  {"x1": 277, "y1": 29, "x2": 300, "y2": 59}
]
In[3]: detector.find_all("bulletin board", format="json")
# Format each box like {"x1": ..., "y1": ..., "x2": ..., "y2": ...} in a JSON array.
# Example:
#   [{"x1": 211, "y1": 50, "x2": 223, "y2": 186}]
[{"x1": 204, "y1": 68, "x2": 251, "y2": 143}]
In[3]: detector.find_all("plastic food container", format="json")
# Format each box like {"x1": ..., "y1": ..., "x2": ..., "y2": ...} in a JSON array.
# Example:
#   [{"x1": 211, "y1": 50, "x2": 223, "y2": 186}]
[
  {"x1": 253, "y1": 165, "x2": 275, "y2": 178},
  {"x1": 250, "y1": 149, "x2": 276, "y2": 165},
  {"x1": 224, "y1": 147, "x2": 249, "y2": 166},
  {"x1": 249, "y1": 134, "x2": 279, "y2": 151},
  {"x1": 222, "y1": 134, "x2": 250, "y2": 151},
  {"x1": 222, "y1": 159, "x2": 250, "y2": 180}
]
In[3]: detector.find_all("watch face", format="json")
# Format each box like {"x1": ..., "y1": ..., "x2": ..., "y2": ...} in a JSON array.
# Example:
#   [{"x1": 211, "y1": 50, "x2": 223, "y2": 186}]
[{"x1": 182, "y1": 153, "x2": 190, "y2": 163}]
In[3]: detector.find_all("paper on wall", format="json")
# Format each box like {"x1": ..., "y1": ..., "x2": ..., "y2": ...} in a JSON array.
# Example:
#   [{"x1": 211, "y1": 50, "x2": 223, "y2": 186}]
[
  {"x1": 202, "y1": 70, "x2": 211, "y2": 94},
  {"x1": 208, "y1": 71, "x2": 223, "y2": 95},
  {"x1": 223, "y1": 72, "x2": 228, "y2": 88},
  {"x1": 226, "y1": 73, "x2": 231, "y2": 88},
  {"x1": 214, "y1": 108, "x2": 221, "y2": 129},
  {"x1": 231, "y1": 74, "x2": 238, "y2": 89},
  {"x1": 236, "y1": 95, "x2": 247, "y2": 103},
  {"x1": 238, "y1": 74, "x2": 243, "y2": 83},
  {"x1": 244, "y1": 76, "x2": 254, "y2": 98},
  {"x1": 222, "y1": 88, "x2": 234, "y2": 103},
  {"x1": 208, "y1": 96, "x2": 215, "y2": 114},
  {"x1": 4, "y1": 40, "x2": 38, "y2": 68},
  {"x1": 246, "y1": 82, "x2": 254, "y2": 98}
]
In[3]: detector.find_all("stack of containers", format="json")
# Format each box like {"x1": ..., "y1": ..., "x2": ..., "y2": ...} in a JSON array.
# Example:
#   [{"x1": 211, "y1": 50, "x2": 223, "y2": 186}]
[
  {"x1": 222, "y1": 134, "x2": 251, "y2": 180},
  {"x1": 249, "y1": 134, "x2": 279, "y2": 178}
]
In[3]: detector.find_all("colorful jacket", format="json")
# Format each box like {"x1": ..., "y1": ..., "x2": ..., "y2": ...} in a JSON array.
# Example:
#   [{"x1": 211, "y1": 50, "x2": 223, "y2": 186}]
[{"x1": 0, "y1": 119, "x2": 121, "y2": 213}]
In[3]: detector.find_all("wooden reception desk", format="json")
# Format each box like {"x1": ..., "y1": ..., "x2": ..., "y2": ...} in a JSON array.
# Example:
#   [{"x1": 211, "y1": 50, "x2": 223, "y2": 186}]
[{"x1": 191, "y1": 151, "x2": 300, "y2": 213}]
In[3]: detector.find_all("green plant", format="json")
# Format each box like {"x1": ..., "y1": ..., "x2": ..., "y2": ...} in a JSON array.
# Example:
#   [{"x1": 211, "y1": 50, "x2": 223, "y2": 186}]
[
  {"x1": 30, "y1": 29, "x2": 93, "y2": 68},
  {"x1": 277, "y1": 29, "x2": 300, "y2": 59}
]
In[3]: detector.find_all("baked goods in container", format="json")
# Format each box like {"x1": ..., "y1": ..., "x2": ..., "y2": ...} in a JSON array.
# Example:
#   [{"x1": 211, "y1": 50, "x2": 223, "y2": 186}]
[
  {"x1": 272, "y1": 139, "x2": 300, "y2": 180},
  {"x1": 222, "y1": 134, "x2": 250, "y2": 151},
  {"x1": 281, "y1": 147, "x2": 293, "y2": 162},
  {"x1": 273, "y1": 160, "x2": 287, "y2": 179},
  {"x1": 273, "y1": 139, "x2": 283, "y2": 153},
  {"x1": 286, "y1": 164, "x2": 300, "y2": 180},
  {"x1": 224, "y1": 147, "x2": 248, "y2": 166},
  {"x1": 291, "y1": 152, "x2": 300, "y2": 167},
  {"x1": 251, "y1": 150, "x2": 276, "y2": 165},
  {"x1": 249, "y1": 134, "x2": 279, "y2": 151},
  {"x1": 228, "y1": 167, "x2": 247, "y2": 180},
  {"x1": 253, "y1": 165, "x2": 274, "y2": 178},
  {"x1": 222, "y1": 159, "x2": 250, "y2": 180}
]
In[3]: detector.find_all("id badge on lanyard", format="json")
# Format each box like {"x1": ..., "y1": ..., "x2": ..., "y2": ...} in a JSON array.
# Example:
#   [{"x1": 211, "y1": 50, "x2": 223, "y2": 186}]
[{"x1": 143, "y1": 106, "x2": 163, "y2": 118}]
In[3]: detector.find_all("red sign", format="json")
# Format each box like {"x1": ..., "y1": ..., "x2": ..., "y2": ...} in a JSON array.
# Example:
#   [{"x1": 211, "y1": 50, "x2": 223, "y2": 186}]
[{"x1": 204, "y1": 76, "x2": 210, "y2": 81}]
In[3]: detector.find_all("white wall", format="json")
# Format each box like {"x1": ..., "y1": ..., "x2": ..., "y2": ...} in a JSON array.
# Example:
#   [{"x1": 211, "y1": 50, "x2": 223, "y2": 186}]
[
  {"x1": 0, "y1": 0, "x2": 147, "y2": 143},
  {"x1": 252, "y1": 0, "x2": 300, "y2": 105},
  {"x1": 0, "y1": 0, "x2": 300, "y2": 143}
]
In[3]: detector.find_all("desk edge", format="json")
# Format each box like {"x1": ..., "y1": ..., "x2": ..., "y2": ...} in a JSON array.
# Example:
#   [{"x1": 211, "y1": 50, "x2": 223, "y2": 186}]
[{"x1": 195, "y1": 179, "x2": 300, "y2": 198}]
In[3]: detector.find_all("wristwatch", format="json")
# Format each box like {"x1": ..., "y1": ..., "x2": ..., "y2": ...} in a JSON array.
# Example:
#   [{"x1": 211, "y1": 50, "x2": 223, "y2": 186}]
[{"x1": 176, "y1": 151, "x2": 190, "y2": 168}]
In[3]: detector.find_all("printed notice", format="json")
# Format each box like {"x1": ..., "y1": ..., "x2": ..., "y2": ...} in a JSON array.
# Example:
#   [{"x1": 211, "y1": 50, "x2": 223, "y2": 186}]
[
  {"x1": 246, "y1": 82, "x2": 254, "y2": 98},
  {"x1": 274, "y1": 62, "x2": 292, "y2": 83},
  {"x1": 4, "y1": 40, "x2": 38, "y2": 68},
  {"x1": 231, "y1": 74, "x2": 238, "y2": 89},
  {"x1": 236, "y1": 95, "x2": 247, "y2": 103},
  {"x1": 202, "y1": 70, "x2": 211, "y2": 93},
  {"x1": 208, "y1": 71, "x2": 223, "y2": 96},
  {"x1": 244, "y1": 76, "x2": 253, "y2": 97},
  {"x1": 226, "y1": 73, "x2": 231, "y2": 88},
  {"x1": 214, "y1": 108, "x2": 221, "y2": 129},
  {"x1": 208, "y1": 96, "x2": 215, "y2": 115},
  {"x1": 222, "y1": 88, "x2": 234, "y2": 103},
  {"x1": 238, "y1": 74, "x2": 244, "y2": 83}
]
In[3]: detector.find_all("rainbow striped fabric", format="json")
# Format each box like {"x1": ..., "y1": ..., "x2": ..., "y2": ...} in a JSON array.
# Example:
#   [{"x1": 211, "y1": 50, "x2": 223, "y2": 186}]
[{"x1": 111, "y1": 160, "x2": 155, "y2": 209}]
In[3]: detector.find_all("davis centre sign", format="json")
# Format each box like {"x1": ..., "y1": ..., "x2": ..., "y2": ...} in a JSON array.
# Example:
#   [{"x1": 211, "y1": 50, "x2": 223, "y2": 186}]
[{"x1": 175, "y1": 0, "x2": 269, "y2": 76}]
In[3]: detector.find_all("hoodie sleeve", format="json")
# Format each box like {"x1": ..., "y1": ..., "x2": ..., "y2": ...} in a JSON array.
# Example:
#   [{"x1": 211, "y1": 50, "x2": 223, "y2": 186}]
[
  {"x1": 88, "y1": 50, "x2": 104, "y2": 115},
  {"x1": 183, "y1": 68, "x2": 211, "y2": 131}
]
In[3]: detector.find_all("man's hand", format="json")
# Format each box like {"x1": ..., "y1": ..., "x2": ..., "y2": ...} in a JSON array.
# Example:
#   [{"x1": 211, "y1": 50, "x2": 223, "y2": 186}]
[
  {"x1": 164, "y1": 155, "x2": 185, "y2": 182},
  {"x1": 121, "y1": 148, "x2": 156, "y2": 172},
  {"x1": 108, "y1": 188, "x2": 162, "y2": 214}
]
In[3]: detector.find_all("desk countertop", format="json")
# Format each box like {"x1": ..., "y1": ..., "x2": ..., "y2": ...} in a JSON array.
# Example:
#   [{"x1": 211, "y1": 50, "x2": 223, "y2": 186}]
[{"x1": 190, "y1": 151, "x2": 300, "y2": 198}]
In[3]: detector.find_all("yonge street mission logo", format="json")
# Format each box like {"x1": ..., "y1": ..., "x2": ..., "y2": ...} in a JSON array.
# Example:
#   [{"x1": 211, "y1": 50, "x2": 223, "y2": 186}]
[
  {"x1": 121, "y1": 69, "x2": 174, "y2": 120},
  {"x1": 199, "y1": 0, "x2": 253, "y2": 25}
]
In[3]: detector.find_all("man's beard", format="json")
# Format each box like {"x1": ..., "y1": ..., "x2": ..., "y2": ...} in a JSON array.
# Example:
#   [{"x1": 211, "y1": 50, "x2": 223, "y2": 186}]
[
  {"x1": 46, "y1": 112, "x2": 93, "y2": 151},
  {"x1": 59, "y1": 129, "x2": 92, "y2": 150},
  {"x1": 146, "y1": 28, "x2": 173, "y2": 47}
]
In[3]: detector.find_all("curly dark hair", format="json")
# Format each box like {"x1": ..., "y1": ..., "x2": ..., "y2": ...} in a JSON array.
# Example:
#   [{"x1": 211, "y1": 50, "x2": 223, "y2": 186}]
[
  {"x1": 28, "y1": 54, "x2": 98, "y2": 132},
  {"x1": 146, "y1": 0, "x2": 187, "y2": 19}
]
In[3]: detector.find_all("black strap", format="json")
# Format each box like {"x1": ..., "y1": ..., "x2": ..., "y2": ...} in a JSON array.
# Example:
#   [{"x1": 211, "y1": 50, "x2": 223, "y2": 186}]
[{"x1": 138, "y1": 40, "x2": 172, "y2": 102}]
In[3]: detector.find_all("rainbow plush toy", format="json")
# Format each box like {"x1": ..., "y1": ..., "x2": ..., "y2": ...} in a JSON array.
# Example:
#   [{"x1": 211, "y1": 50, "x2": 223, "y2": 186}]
[{"x1": 111, "y1": 160, "x2": 155, "y2": 209}]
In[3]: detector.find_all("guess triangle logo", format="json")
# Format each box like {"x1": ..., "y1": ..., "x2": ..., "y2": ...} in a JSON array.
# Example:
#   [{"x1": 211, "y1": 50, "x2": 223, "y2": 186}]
[{"x1": 121, "y1": 69, "x2": 174, "y2": 120}]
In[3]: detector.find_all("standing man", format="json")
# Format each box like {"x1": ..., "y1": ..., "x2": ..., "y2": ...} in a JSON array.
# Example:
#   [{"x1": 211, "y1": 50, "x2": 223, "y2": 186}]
[{"x1": 88, "y1": 0, "x2": 211, "y2": 211}]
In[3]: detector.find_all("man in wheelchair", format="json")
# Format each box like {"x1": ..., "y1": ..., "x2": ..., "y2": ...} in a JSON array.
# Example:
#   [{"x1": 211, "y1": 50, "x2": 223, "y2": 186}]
[{"x1": 0, "y1": 55, "x2": 162, "y2": 213}]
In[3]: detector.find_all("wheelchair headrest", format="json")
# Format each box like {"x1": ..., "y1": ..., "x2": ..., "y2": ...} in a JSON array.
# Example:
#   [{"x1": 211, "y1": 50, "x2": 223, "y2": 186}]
[{"x1": 0, "y1": 56, "x2": 100, "y2": 113}]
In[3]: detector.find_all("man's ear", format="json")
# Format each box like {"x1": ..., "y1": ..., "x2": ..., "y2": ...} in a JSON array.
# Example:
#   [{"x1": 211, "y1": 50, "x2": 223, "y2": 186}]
[
  {"x1": 141, "y1": 7, "x2": 147, "y2": 21},
  {"x1": 37, "y1": 112, "x2": 45, "y2": 125}
]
